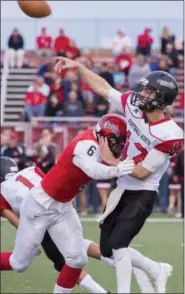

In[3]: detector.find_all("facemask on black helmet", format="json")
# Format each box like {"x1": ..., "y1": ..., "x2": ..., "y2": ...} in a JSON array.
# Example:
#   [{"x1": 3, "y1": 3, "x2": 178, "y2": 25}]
[{"x1": 131, "y1": 71, "x2": 178, "y2": 112}]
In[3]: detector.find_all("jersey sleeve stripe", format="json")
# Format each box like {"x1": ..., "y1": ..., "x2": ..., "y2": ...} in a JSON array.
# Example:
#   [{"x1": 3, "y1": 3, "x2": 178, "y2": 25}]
[
  {"x1": 155, "y1": 139, "x2": 184, "y2": 155},
  {"x1": 0, "y1": 194, "x2": 12, "y2": 214},
  {"x1": 121, "y1": 91, "x2": 132, "y2": 112},
  {"x1": 34, "y1": 167, "x2": 45, "y2": 178}
]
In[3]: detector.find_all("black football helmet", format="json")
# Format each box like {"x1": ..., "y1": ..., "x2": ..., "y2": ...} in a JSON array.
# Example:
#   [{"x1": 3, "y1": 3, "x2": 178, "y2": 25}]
[
  {"x1": 131, "y1": 71, "x2": 178, "y2": 112},
  {"x1": 0, "y1": 156, "x2": 18, "y2": 183}
]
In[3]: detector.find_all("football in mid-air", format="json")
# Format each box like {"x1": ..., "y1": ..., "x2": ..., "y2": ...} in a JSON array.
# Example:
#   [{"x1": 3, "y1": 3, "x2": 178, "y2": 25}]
[{"x1": 18, "y1": 0, "x2": 52, "y2": 18}]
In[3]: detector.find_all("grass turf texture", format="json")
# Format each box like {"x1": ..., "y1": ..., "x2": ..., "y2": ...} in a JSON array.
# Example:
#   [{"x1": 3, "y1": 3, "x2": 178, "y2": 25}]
[{"x1": 1, "y1": 219, "x2": 183, "y2": 293}]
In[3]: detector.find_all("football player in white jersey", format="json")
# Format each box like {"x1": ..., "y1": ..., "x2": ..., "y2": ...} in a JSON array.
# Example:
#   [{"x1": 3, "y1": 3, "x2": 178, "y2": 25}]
[{"x1": 54, "y1": 57, "x2": 184, "y2": 294}]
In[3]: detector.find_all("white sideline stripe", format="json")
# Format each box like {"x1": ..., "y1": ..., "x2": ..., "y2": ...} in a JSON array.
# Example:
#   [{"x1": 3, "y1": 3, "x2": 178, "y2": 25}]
[
  {"x1": 133, "y1": 268, "x2": 155, "y2": 293},
  {"x1": 79, "y1": 217, "x2": 183, "y2": 223}
]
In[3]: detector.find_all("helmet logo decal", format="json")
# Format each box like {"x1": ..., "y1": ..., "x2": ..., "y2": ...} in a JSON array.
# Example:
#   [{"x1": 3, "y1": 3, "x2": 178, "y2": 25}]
[
  {"x1": 103, "y1": 122, "x2": 120, "y2": 137},
  {"x1": 139, "y1": 78, "x2": 149, "y2": 86},
  {"x1": 157, "y1": 79, "x2": 176, "y2": 89}
]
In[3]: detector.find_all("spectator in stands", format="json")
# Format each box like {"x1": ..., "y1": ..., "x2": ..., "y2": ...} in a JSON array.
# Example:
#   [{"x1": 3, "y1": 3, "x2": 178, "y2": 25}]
[
  {"x1": 36, "y1": 27, "x2": 53, "y2": 56},
  {"x1": 33, "y1": 144, "x2": 55, "y2": 174},
  {"x1": 34, "y1": 128, "x2": 58, "y2": 160},
  {"x1": 168, "y1": 156, "x2": 182, "y2": 218},
  {"x1": 158, "y1": 58, "x2": 169, "y2": 72},
  {"x1": 7, "y1": 28, "x2": 25, "y2": 68},
  {"x1": 45, "y1": 93, "x2": 63, "y2": 117},
  {"x1": 160, "y1": 27, "x2": 175, "y2": 55},
  {"x1": 95, "y1": 95, "x2": 109, "y2": 117},
  {"x1": 128, "y1": 54, "x2": 151, "y2": 90},
  {"x1": 80, "y1": 59, "x2": 96, "y2": 111},
  {"x1": 165, "y1": 43, "x2": 179, "y2": 76},
  {"x1": 0, "y1": 131, "x2": 26, "y2": 170},
  {"x1": 175, "y1": 40, "x2": 184, "y2": 57},
  {"x1": 64, "y1": 90, "x2": 84, "y2": 117},
  {"x1": 149, "y1": 55, "x2": 160, "y2": 71},
  {"x1": 99, "y1": 62, "x2": 114, "y2": 87},
  {"x1": 37, "y1": 61, "x2": 58, "y2": 86},
  {"x1": 62, "y1": 70, "x2": 78, "y2": 101},
  {"x1": 71, "y1": 81, "x2": 85, "y2": 108},
  {"x1": 65, "y1": 40, "x2": 81, "y2": 60},
  {"x1": 53, "y1": 28, "x2": 70, "y2": 57},
  {"x1": 158, "y1": 172, "x2": 169, "y2": 213},
  {"x1": 112, "y1": 30, "x2": 132, "y2": 57},
  {"x1": 112, "y1": 64, "x2": 126, "y2": 90},
  {"x1": 50, "y1": 77, "x2": 64, "y2": 104},
  {"x1": 28, "y1": 76, "x2": 50, "y2": 97},
  {"x1": 0, "y1": 128, "x2": 13, "y2": 148},
  {"x1": 136, "y1": 28, "x2": 153, "y2": 56},
  {"x1": 115, "y1": 48, "x2": 132, "y2": 76},
  {"x1": 24, "y1": 81, "x2": 46, "y2": 121}
]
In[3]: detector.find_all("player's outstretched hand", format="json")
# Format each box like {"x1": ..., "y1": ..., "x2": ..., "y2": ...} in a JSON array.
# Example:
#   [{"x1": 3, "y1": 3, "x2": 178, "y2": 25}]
[
  {"x1": 53, "y1": 57, "x2": 79, "y2": 74},
  {"x1": 117, "y1": 158, "x2": 134, "y2": 176}
]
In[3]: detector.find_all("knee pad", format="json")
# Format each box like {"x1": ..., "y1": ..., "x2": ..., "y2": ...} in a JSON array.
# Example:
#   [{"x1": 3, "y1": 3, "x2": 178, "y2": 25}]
[
  {"x1": 10, "y1": 256, "x2": 29, "y2": 273},
  {"x1": 66, "y1": 249, "x2": 88, "y2": 269}
]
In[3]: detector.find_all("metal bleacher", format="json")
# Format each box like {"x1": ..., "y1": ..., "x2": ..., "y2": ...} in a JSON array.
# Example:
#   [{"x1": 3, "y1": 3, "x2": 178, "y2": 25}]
[{"x1": 3, "y1": 67, "x2": 37, "y2": 122}]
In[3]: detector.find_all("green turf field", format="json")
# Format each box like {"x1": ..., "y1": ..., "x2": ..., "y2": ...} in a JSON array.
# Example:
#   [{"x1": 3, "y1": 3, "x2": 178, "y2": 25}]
[{"x1": 1, "y1": 218, "x2": 184, "y2": 293}]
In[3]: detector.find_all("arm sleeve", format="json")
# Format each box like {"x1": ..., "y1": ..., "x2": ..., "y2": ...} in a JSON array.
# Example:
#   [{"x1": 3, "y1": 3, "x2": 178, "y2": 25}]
[
  {"x1": 108, "y1": 88, "x2": 132, "y2": 114},
  {"x1": 108, "y1": 88, "x2": 123, "y2": 110},
  {"x1": 73, "y1": 155, "x2": 119, "y2": 180},
  {"x1": 141, "y1": 149, "x2": 169, "y2": 173},
  {"x1": 73, "y1": 140, "x2": 119, "y2": 180}
]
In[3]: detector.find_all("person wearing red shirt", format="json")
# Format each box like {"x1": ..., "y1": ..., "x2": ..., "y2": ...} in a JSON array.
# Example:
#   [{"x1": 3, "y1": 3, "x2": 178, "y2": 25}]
[
  {"x1": 65, "y1": 40, "x2": 81, "y2": 60},
  {"x1": 115, "y1": 48, "x2": 132, "y2": 75},
  {"x1": 36, "y1": 27, "x2": 52, "y2": 56},
  {"x1": 137, "y1": 28, "x2": 153, "y2": 56},
  {"x1": 53, "y1": 29, "x2": 70, "y2": 57},
  {"x1": 50, "y1": 77, "x2": 64, "y2": 103},
  {"x1": 24, "y1": 82, "x2": 46, "y2": 121}
]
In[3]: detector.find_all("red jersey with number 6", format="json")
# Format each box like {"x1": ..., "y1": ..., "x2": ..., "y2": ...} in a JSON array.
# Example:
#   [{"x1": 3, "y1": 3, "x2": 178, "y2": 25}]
[
  {"x1": 108, "y1": 90, "x2": 184, "y2": 190},
  {"x1": 41, "y1": 129, "x2": 99, "y2": 202}
]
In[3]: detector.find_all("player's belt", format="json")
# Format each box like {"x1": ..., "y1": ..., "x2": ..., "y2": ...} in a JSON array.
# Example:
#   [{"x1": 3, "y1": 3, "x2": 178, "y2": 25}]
[{"x1": 97, "y1": 187, "x2": 124, "y2": 224}]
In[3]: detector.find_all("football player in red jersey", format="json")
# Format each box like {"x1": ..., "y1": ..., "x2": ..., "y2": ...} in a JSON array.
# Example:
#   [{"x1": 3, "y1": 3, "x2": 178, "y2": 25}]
[
  {"x1": 0, "y1": 157, "x2": 113, "y2": 293},
  {"x1": 0, "y1": 115, "x2": 134, "y2": 294},
  {"x1": 54, "y1": 57, "x2": 184, "y2": 293}
]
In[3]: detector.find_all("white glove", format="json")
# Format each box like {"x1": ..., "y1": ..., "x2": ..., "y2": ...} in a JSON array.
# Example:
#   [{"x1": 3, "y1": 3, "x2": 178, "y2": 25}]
[{"x1": 116, "y1": 158, "x2": 134, "y2": 177}]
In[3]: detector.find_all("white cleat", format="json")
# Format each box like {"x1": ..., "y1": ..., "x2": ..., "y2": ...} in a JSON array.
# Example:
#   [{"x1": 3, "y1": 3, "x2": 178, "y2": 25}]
[{"x1": 154, "y1": 263, "x2": 173, "y2": 293}]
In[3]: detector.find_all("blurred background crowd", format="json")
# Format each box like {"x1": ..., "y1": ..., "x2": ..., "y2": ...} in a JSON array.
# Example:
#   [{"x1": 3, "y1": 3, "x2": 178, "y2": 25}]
[{"x1": 1, "y1": 24, "x2": 184, "y2": 218}]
